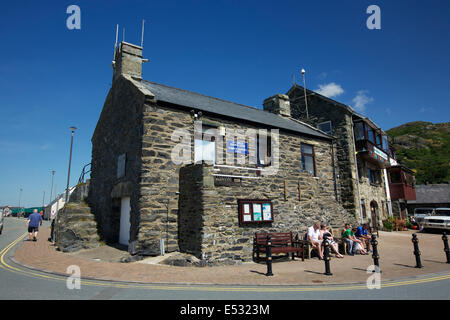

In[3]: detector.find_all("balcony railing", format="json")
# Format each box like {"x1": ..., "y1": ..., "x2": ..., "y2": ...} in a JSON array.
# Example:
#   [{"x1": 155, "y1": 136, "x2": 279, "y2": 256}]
[{"x1": 355, "y1": 139, "x2": 390, "y2": 169}]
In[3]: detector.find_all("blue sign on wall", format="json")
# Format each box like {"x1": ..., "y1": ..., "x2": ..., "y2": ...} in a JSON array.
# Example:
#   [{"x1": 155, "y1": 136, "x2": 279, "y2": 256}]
[{"x1": 226, "y1": 140, "x2": 248, "y2": 155}]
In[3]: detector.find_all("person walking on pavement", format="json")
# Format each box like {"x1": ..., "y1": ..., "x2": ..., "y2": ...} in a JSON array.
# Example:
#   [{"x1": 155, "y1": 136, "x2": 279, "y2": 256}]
[{"x1": 26, "y1": 209, "x2": 43, "y2": 241}]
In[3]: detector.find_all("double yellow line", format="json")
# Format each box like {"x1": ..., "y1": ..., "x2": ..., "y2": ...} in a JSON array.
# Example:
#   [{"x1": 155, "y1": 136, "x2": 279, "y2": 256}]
[{"x1": 1, "y1": 233, "x2": 450, "y2": 293}]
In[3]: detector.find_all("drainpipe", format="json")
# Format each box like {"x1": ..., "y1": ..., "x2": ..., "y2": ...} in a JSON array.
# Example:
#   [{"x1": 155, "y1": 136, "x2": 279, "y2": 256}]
[
  {"x1": 331, "y1": 139, "x2": 338, "y2": 202},
  {"x1": 350, "y1": 116, "x2": 363, "y2": 225}
]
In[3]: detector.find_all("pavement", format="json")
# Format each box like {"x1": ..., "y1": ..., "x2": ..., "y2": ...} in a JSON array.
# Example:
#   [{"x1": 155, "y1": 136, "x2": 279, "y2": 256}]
[{"x1": 11, "y1": 225, "x2": 450, "y2": 286}]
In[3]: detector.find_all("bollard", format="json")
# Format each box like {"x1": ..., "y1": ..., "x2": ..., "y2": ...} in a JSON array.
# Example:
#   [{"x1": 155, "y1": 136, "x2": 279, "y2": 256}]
[
  {"x1": 323, "y1": 235, "x2": 333, "y2": 276},
  {"x1": 442, "y1": 232, "x2": 450, "y2": 264},
  {"x1": 265, "y1": 235, "x2": 273, "y2": 276},
  {"x1": 412, "y1": 233, "x2": 423, "y2": 268},
  {"x1": 370, "y1": 234, "x2": 381, "y2": 273}
]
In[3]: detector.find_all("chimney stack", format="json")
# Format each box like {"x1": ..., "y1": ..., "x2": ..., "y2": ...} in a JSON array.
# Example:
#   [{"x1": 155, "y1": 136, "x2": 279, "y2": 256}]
[
  {"x1": 112, "y1": 42, "x2": 144, "y2": 82},
  {"x1": 263, "y1": 94, "x2": 291, "y2": 117}
]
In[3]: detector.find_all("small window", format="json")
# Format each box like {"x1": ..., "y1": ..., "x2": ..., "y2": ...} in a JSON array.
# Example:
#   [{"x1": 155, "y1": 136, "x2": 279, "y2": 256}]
[
  {"x1": 317, "y1": 121, "x2": 332, "y2": 134},
  {"x1": 389, "y1": 171, "x2": 402, "y2": 183},
  {"x1": 368, "y1": 168, "x2": 381, "y2": 184},
  {"x1": 382, "y1": 135, "x2": 389, "y2": 152},
  {"x1": 301, "y1": 143, "x2": 315, "y2": 176},
  {"x1": 238, "y1": 199, "x2": 273, "y2": 224},
  {"x1": 257, "y1": 132, "x2": 271, "y2": 166},
  {"x1": 361, "y1": 200, "x2": 367, "y2": 219}
]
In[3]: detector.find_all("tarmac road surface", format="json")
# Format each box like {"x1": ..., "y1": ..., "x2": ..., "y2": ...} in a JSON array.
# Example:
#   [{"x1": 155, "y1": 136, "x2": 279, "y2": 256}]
[{"x1": 1, "y1": 217, "x2": 449, "y2": 300}]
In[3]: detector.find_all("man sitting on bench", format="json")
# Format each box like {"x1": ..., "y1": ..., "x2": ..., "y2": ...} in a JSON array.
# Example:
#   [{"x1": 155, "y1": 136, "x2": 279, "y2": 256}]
[
  {"x1": 355, "y1": 223, "x2": 372, "y2": 252},
  {"x1": 307, "y1": 222, "x2": 323, "y2": 260}
]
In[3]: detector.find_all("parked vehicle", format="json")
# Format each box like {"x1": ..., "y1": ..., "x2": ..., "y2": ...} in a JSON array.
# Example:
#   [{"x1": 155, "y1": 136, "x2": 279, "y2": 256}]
[
  {"x1": 414, "y1": 207, "x2": 435, "y2": 225},
  {"x1": 423, "y1": 208, "x2": 450, "y2": 231}
]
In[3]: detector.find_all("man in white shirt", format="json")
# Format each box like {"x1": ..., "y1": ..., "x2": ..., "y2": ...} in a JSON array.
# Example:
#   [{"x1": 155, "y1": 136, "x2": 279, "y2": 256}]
[{"x1": 307, "y1": 222, "x2": 323, "y2": 259}]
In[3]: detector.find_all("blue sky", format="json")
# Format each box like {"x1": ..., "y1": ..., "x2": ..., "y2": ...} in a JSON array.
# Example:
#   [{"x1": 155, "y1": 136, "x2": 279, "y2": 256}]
[{"x1": 1, "y1": 0, "x2": 449, "y2": 207}]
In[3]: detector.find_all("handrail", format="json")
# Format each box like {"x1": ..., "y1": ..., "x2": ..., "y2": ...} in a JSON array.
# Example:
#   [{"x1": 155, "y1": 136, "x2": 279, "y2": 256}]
[{"x1": 77, "y1": 163, "x2": 91, "y2": 185}]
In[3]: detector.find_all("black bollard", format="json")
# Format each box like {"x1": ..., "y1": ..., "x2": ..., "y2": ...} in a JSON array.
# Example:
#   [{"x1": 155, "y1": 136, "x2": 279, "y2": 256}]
[
  {"x1": 442, "y1": 232, "x2": 450, "y2": 264},
  {"x1": 412, "y1": 233, "x2": 423, "y2": 268},
  {"x1": 370, "y1": 234, "x2": 381, "y2": 273},
  {"x1": 323, "y1": 235, "x2": 333, "y2": 276},
  {"x1": 265, "y1": 235, "x2": 273, "y2": 276}
]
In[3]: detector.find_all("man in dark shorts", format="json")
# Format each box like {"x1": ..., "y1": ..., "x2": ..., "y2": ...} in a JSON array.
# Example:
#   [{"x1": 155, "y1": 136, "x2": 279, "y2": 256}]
[{"x1": 27, "y1": 209, "x2": 43, "y2": 241}]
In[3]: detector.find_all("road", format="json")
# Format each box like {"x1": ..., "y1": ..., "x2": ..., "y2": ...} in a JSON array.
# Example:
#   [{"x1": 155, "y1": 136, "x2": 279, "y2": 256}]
[{"x1": 1, "y1": 217, "x2": 449, "y2": 301}]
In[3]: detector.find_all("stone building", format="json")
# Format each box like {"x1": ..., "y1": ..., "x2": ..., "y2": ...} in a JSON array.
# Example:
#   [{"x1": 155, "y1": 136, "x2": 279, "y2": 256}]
[
  {"x1": 88, "y1": 41, "x2": 356, "y2": 264},
  {"x1": 287, "y1": 85, "x2": 395, "y2": 228}
]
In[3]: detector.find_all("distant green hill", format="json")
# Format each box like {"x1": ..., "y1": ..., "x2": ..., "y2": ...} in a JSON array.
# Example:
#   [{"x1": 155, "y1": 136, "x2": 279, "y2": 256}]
[{"x1": 386, "y1": 121, "x2": 450, "y2": 184}]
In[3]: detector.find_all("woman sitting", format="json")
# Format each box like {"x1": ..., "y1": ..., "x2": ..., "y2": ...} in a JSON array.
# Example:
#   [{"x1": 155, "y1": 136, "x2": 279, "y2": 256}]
[{"x1": 319, "y1": 224, "x2": 344, "y2": 258}]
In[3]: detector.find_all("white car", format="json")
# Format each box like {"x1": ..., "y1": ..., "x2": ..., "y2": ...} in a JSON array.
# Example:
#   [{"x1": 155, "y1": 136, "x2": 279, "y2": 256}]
[
  {"x1": 414, "y1": 207, "x2": 435, "y2": 225},
  {"x1": 423, "y1": 208, "x2": 450, "y2": 231}
]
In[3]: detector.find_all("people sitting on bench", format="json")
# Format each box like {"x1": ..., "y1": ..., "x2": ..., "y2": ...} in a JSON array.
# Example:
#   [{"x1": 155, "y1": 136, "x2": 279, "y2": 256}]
[
  {"x1": 319, "y1": 224, "x2": 344, "y2": 258},
  {"x1": 355, "y1": 223, "x2": 372, "y2": 252},
  {"x1": 341, "y1": 223, "x2": 368, "y2": 255},
  {"x1": 307, "y1": 222, "x2": 323, "y2": 260}
]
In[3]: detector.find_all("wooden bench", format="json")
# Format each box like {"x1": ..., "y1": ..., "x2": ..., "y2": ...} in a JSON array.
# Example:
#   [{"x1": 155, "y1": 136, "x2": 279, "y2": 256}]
[{"x1": 253, "y1": 232, "x2": 305, "y2": 262}]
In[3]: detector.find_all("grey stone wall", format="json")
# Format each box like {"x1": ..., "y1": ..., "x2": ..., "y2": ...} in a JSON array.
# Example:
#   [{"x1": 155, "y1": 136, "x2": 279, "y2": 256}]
[
  {"x1": 89, "y1": 76, "x2": 145, "y2": 247},
  {"x1": 288, "y1": 90, "x2": 361, "y2": 220}
]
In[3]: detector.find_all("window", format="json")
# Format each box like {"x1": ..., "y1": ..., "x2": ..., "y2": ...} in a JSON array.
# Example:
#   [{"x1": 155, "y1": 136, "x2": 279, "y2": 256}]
[
  {"x1": 376, "y1": 134, "x2": 382, "y2": 147},
  {"x1": 361, "y1": 200, "x2": 367, "y2": 219},
  {"x1": 368, "y1": 168, "x2": 381, "y2": 185},
  {"x1": 194, "y1": 125, "x2": 216, "y2": 164},
  {"x1": 301, "y1": 143, "x2": 315, "y2": 176},
  {"x1": 355, "y1": 122, "x2": 365, "y2": 141},
  {"x1": 382, "y1": 135, "x2": 389, "y2": 152},
  {"x1": 257, "y1": 132, "x2": 271, "y2": 166},
  {"x1": 389, "y1": 171, "x2": 402, "y2": 183},
  {"x1": 318, "y1": 121, "x2": 332, "y2": 134},
  {"x1": 238, "y1": 199, "x2": 273, "y2": 224},
  {"x1": 368, "y1": 128, "x2": 376, "y2": 144}
]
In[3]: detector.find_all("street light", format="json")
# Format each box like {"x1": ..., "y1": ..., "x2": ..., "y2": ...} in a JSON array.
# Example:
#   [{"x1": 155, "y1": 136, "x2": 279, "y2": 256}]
[
  {"x1": 65, "y1": 126, "x2": 77, "y2": 203},
  {"x1": 49, "y1": 170, "x2": 55, "y2": 204},
  {"x1": 19, "y1": 188, "x2": 23, "y2": 210}
]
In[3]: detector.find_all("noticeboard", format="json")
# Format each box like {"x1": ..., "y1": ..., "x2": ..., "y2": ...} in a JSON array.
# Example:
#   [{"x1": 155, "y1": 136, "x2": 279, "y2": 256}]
[{"x1": 238, "y1": 199, "x2": 273, "y2": 224}]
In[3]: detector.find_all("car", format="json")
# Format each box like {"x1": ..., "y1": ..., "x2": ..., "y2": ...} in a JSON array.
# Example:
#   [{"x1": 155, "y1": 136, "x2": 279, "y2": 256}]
[
  {"x1": 423, "y1": 208, "x2": 450, "y2": 231},
  {"x1": 414, "y1": 207, "x2": 435, "y2": 226}
]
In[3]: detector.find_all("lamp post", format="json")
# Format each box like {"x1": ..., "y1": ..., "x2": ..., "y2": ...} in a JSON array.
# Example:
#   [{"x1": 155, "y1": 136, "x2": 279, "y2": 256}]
[
  {"x1": 49, "y1": 170, "x2": 55, "y2": 204},
  {"x1": 65, "y1": 127, "x2": 77, "y2": 203},
  {"x1": 18, "y1": 188, "x2": 23, "y2": 214}
]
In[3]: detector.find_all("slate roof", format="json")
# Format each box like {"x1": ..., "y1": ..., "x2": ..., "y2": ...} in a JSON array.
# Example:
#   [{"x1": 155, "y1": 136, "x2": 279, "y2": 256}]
[
  {"x1": 140, "y1": 80, "x2": 331, "y2": 140},
  {"x1": 408, "y1": 184, "x2": 450, "y2": 204}
]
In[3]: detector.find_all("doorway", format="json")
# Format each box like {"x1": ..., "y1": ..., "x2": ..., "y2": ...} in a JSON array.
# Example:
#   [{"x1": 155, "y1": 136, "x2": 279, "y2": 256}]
[{"x1": 119, "y1": 197, "x2": 131, "y2": 246}]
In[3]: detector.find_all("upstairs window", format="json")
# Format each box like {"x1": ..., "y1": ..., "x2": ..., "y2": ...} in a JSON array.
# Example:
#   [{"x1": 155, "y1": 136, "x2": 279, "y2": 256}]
[
  {"x1": 257, "y1": 132, "x2": 271, "y2": 166},
  {"x1": 317, "y1": 121, "x2": 332, "y2": 134},
  {"x1": 355, "y1": 122, "x2": 365, "y2": 141},
  {"x1": 382, "y1": 135, "x2": 389, "y2": 152},
  {"x1": 368, "y1": 168, "x2": 381, "y2": 185},
  {"x1": 194, "y1": 125, "x2": 216, "y2": 164},
  {"x1": 301, "y1": 143, "x2": 316, "y2": 176}
]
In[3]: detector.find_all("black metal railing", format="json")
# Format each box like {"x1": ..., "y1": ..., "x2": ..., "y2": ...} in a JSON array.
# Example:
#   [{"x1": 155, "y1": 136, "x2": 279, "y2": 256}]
[{"x1": 77, "y1": 163, "x2": 91, "y2": 185}]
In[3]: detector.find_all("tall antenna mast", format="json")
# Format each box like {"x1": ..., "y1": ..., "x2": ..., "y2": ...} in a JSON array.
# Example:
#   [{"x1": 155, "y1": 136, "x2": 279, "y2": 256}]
[
  {"x1": 123, "y1": 28, "x2": 125, "y2": 43},
  {"x1": 113, "y1": 24, "x2": 118, "y2": 59},
  {"x1": 141, "y1": 19, "x2": 145, "y2": 48},
  {"x1": 301, "y1": 68, "x2": 309, "y2": 119}
]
